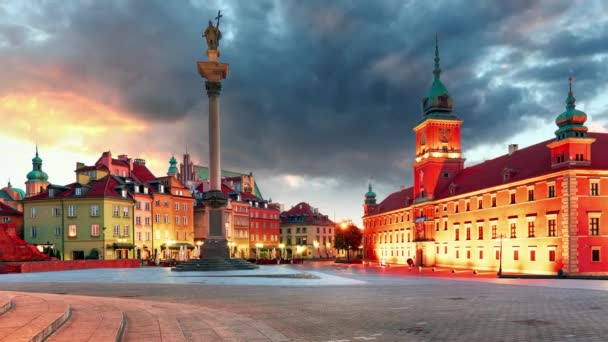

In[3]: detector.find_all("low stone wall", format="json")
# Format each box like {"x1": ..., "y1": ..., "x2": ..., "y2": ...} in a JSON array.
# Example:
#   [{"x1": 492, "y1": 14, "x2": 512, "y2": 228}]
[{"x1": 1, "y1": 259, "x2": 140, "y2": 273}]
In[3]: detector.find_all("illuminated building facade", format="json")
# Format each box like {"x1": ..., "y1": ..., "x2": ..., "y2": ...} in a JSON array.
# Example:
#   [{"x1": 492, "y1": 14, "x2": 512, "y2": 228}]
[
  {"x1": 280, "y1": 202, "x2": 336, "y2": 259},
  {"x1": 362, "y1": 41, "x2": 608, "y2": 275}
]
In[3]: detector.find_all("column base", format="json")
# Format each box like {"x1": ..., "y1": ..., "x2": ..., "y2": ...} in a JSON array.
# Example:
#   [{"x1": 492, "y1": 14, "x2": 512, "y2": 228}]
[{"x1": 200, "y1": 238, "x2": 230, "y2": 259}]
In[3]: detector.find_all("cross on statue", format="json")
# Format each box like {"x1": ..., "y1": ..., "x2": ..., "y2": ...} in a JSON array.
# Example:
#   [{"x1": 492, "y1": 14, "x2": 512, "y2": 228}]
[{"x1": 215, "y1": 10, "x2": 223, "y2": 28}]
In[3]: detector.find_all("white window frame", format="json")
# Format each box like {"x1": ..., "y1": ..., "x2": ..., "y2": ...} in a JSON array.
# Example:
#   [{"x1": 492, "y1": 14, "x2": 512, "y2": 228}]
[{"x1": 68, "y1": 205, "x2": 76, "y2": 217}]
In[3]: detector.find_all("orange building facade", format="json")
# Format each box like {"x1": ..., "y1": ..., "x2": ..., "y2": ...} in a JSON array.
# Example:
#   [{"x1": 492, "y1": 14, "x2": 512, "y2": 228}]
[{"x1": 362, "y1": 42, "x2": 608, "y2": 275}]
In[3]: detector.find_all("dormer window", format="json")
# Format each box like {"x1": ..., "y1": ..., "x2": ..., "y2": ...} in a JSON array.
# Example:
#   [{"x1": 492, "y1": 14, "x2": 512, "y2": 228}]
[
  {"x1": 49, "y1": 189, "x2": 54, "y2": 198},
  {"x1": 134, "y1": 186, "x2": 139, "y2": 193},
  {"x1": 143, "y1": 187, "x2": 149, "y2": 194},
  {"x1": 121, "y1": 189, "x2": 127, "y2": 198},
  {"x1": 75, "y1": 188, "x2": 82, "y2": 196},
  {"x1": 159, "y1": 185, "x2": 164, "y2": 193}
]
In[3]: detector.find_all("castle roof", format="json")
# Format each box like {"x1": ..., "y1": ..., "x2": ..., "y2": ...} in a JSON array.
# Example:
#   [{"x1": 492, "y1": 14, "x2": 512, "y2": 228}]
[{"x1": 371, "y1": 132, "x2": 608, "y2": 215}]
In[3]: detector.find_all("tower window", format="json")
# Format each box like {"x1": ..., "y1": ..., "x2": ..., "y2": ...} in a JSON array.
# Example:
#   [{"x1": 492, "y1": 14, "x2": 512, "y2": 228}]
[
  {"x1": 443, "y1": 172, "x2": 450, "y2": 178},
  {"x1": 442, "y1": 146, "x2": 448, "y2": 153}
]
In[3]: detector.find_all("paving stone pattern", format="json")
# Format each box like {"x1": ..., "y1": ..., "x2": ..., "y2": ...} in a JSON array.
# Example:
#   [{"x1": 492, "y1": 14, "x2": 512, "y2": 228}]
[{"x1": 1, "y1": 263, "x2": 608, "y2": 341}]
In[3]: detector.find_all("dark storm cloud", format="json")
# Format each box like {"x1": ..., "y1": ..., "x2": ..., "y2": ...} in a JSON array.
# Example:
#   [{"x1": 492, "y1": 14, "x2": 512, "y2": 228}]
[{"x1": 2, "y1": 0, "x2": 607, "y2": 191}]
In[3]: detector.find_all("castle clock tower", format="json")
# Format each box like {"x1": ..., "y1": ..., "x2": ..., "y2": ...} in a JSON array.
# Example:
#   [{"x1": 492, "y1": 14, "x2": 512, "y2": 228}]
[{"x1": 412, "y1": 37, "x2": 464, "y2": 203}]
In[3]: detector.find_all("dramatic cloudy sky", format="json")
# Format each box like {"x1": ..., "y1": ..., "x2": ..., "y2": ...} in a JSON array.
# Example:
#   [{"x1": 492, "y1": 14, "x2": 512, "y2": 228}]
[{"x1": 1, "y1": 0, "x2": 607, "y2": 225}]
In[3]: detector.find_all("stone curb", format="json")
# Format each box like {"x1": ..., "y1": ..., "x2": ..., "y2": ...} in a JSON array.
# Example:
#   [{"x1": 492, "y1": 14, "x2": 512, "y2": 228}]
[{"x1": 115, "y1": 311, "x2": 126, "y2": 342}]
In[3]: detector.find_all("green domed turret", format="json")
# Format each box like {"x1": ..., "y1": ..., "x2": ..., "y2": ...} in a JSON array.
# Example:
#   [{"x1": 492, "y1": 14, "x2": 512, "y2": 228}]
[
  {"x1": 167, "y1": 155, "x2": 178, "y2": 176},
  {"x1": 555, "y1": 77, "x2": 588, "y2": 140},
  {"x1": 364, "y1": 182, "x2": 376, "y2": 205},
  {"x1": 26, "y1": 145, "x2": 49, "y2": 182}
]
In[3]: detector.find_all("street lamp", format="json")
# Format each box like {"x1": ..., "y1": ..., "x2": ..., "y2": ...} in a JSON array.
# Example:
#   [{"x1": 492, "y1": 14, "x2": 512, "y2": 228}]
[
  {"x1": 278, "y1": 243, "x2": 285, "y2": 260},
  {"x1": 326, "y1": 242, "x2": 332, "y2": 258},
  {"x1": 496, "y1": 233, "x2": 506, "y2": 276},
  {"x1": 313, "y1": 240, "x2": 319, "y2": 258}
]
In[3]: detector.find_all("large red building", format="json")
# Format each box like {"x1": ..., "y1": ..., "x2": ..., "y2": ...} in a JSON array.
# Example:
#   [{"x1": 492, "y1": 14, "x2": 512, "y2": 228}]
[{"x1": 362, "y1": 41, "x2": 608, "y2": 275}]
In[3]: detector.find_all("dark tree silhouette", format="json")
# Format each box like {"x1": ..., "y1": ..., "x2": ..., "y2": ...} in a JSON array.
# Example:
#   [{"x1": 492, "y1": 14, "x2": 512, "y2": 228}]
[{"x1": 334, "y1": 223, "x2": 363, "y2": 263}]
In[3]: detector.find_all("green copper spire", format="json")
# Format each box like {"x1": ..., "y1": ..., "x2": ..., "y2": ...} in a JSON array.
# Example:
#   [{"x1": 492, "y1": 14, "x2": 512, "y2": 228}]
[
  {"x1": 420, "y1": 34, "x2": 456, "y2": 121},
  {"x1": 167, "y1": 155, "x2": 178, "y2": 176},
  {"x1": 566, "y1": 76, "x2": 576, "y2": 110},
  {"x1": 433, "y1": 33, "x2": 441, "y2": 80},
  {"x1": 26, "y1": 145, "x2": 49, "y2": 182},
  {"x1": 364, "y1": 179, "x2": 376, "y2": 205},
  {"x1": 555, "y1": 76, "x2": 588, "y2": 140}
]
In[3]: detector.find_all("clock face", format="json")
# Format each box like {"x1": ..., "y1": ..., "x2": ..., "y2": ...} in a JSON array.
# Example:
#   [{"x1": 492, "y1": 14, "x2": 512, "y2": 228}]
[{"x1": 439, "y1": 128, "x2": 451, "y2": 142}]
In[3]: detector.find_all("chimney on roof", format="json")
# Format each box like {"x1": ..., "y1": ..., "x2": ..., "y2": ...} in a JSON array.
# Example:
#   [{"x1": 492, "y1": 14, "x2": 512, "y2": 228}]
[
  {"x1": 100, "y1": 151, "x2": 111, "y2": 167},
  {"x1": 118, "y1": 154, "x2": 129, "y2": 161},
  {"x1": 508, "y1": 144, "x2": 518, "y2": 155},
  {"x1": 134, "y1": 158, "x2": 146, "y2": 165}
]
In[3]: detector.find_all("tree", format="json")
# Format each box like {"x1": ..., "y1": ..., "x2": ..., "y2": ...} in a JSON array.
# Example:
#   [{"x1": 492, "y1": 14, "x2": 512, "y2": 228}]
[{"x1": 334, "y1": 224, "x2": 363, "y2": 263}]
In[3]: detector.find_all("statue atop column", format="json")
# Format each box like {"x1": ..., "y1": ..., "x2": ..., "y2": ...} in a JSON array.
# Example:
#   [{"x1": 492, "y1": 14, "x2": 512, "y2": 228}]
[{"x1": 203, "y1": 10, "x2": 223, "y2": 50}]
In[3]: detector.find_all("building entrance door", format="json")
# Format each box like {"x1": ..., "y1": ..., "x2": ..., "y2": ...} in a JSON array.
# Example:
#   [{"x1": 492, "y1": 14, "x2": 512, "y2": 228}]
[
  {"x1": 72, "y1": 250, "x2": 85, "y2": 260},
  {"x1": 416, "y1": 249, "x2": 423, "y2": 266}
]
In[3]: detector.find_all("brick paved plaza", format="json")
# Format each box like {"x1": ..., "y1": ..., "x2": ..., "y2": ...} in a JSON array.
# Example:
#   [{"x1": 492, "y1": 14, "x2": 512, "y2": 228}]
[{"x1": 1, "y1": 262, "x2": 608, "y2": 341}]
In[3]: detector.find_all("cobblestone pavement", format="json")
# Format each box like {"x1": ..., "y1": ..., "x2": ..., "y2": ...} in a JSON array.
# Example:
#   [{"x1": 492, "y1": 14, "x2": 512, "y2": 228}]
[{"x1": 1, "y1": 262, "x2": 608, "y2": 341}]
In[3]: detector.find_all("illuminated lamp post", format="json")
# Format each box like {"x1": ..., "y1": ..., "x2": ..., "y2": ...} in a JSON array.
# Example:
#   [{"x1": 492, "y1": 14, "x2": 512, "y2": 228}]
[
  {"x1": 326, "y1": 242, "x2": 332, "y2": 258},
  {"x1": 278, "y1": 243, "x2": 285, "y2": 260},
  {"x1": 313, "y1": 240, "x2": 319, "y2": 258},
  {"x1": 496, "y1": 233, "x2": 506, "y2": 276}
]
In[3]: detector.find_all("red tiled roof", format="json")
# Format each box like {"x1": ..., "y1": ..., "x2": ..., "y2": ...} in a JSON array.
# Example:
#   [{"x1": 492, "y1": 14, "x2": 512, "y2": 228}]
[
  {"x1": 281, "y1": 202, "x2": 332, "y2": 224},
  {"x1": 240, "y1": 192, "x2": 259, "y2": 200},
  {"x1": 27, "y1": 176, "x2": 131, "y2": 200},
  {"x1": 436, "y1": 132, "x2": 608, "y2": 199},
  {"x1": 373, "y1": 133, "x2": 608, "y2": 215},
  {"x1": 86, "y1": 176, "x2": 123, "y2": 197},
  {"x1": 27, "y1": 184, "x2": 77, "y2": 200},
  {"x1": 132, "y1": 163, "x2": 157, "y2": 183},
  {"x1": 0, "y1": 202, "x2": 21, "y2": 216},
  {"x1": 376, "y1": 187, "x2": 414, "y2": 214}
]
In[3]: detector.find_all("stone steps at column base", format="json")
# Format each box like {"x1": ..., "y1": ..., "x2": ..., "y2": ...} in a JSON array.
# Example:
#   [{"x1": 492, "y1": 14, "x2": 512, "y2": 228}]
[{"x1": 172, "y1": 258, "x2": 259, "y2": 271}]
